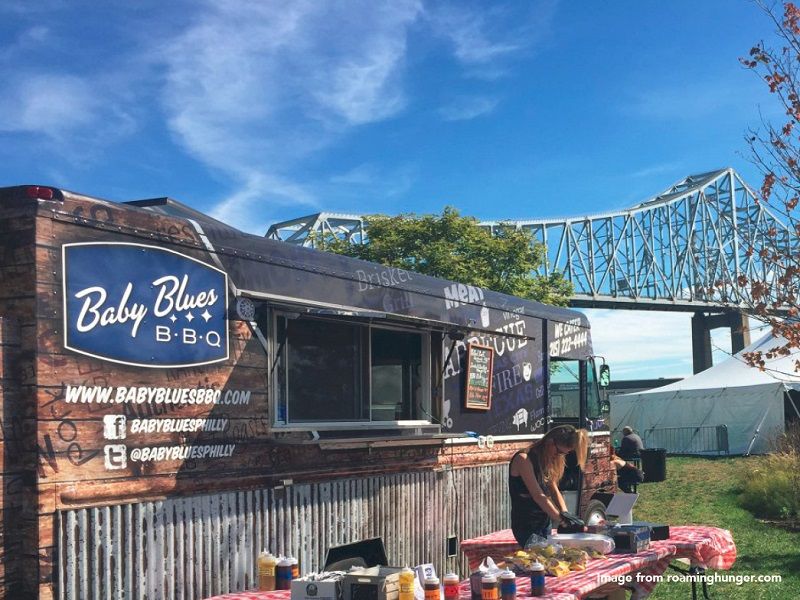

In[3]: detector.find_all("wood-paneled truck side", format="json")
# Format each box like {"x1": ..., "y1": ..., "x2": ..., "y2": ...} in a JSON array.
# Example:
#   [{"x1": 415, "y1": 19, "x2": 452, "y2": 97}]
[
  {"x1": 0, "y1": 185, "x2": 615, "y2": 600},
  {"x1": 1, "y1": 189, "x2": 39, "y2": 599}
]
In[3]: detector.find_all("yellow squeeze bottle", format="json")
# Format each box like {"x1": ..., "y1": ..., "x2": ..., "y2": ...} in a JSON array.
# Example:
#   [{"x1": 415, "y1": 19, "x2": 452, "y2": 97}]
[
  {"x1": 258, "y1": 551, "x2": 277, "y2": 591},
  {"x1": 399, "y1": 567, "x2": 416, "y2": 600}
]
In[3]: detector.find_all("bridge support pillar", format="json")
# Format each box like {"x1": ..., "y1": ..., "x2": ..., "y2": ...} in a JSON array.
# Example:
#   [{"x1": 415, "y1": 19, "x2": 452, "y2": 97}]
[{"x1": 691, "y1": 312, "x2": 750, "y2": 374}]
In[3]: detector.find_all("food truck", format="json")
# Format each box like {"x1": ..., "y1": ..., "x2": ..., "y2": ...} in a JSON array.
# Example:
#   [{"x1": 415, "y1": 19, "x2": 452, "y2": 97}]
[{"x1": 0, "y1": 185, "x2": 616, "y2": 599}]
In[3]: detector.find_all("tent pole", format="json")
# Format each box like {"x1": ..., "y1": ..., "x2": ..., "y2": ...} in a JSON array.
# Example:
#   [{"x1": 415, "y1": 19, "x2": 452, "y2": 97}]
[{"x1": 745, "y1": 405, "x2": 773, "y2": 456}]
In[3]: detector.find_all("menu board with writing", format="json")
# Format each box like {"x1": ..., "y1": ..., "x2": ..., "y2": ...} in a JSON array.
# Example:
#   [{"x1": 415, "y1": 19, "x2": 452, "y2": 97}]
[{"x1": 464, "y1": 343, "x2": 494, "y2": 410}]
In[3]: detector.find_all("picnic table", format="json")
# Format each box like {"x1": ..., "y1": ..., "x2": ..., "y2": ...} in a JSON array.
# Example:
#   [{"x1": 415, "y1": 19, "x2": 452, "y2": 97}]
[
  {"x1": 459, "y1": 526, "x2": 736, "y2": 571},
  {"x1": 459, "y1": 526, "x2": 736, "y2": 599},
  {"x1": 205, "y1": 526, "x2": 736, "y2": 600}
]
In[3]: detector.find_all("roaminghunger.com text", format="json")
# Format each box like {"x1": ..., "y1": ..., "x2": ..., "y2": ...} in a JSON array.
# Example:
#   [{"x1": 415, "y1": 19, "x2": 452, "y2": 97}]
[{"x1": 598, "y1": 572, "x2": 782, "y2": 586}]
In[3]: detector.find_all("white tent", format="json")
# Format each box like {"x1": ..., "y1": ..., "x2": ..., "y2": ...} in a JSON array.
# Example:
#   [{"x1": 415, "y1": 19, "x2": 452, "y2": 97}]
[{"x1": 611, "y1": 331, "x2": 800, "y2": 455}]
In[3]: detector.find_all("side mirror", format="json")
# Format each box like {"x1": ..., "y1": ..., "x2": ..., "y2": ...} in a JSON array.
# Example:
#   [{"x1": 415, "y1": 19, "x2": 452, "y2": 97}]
[{"x1": 599, "y1": 364, "x2": 611, "y2": 388}]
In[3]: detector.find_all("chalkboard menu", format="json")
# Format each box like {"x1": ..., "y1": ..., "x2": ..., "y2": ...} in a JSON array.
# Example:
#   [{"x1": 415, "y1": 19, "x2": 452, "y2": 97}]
[{"x1": 464, "y1": 343, "x2": 494, "y2": 410}]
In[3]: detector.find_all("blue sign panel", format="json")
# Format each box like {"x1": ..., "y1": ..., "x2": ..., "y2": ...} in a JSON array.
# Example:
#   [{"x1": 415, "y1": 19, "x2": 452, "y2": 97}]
[{"x1": 63, "y1": 243, "x2": 229, "y2": 368}]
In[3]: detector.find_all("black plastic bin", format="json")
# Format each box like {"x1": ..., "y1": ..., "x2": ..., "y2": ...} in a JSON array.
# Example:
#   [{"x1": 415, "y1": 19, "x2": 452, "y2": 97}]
[{"x1": 639, "y1": 448, "x2": 667, "y2": 483}]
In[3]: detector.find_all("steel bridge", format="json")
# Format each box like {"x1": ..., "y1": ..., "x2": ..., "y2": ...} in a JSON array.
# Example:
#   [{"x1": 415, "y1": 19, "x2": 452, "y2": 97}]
[{"x1": 266, "y1": 168, "x2": 794, "y2": 371}]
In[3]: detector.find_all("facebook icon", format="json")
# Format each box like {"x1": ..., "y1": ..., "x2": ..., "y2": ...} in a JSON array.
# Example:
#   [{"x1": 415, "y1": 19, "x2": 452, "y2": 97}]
[{"x1": 103, "y1": 415, "x2": 127, "y2": 440}]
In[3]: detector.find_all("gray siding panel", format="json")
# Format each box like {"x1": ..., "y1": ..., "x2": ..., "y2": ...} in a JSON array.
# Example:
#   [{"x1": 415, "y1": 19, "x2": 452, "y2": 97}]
[{"x1": 58, "y1": 465, "x2": 510, "y2": 600}]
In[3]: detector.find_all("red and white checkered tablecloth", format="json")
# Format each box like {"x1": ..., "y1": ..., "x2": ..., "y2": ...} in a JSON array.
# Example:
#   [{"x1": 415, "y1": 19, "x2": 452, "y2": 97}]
[
  {"x1": 460, "y1": 529, "x2": 526, "y2": 570},
  {"x1": 205, "y1": 590, "x2": 291, "y2": 600},
  {"x1": 663, "y1": 526, "x2": 737, "y2": 570},
  {"x1": 207, "y1": 583, "x2": 578, "y2": 600},
  {"x1": 206, "y1": 544, "x2": 673, "y2": 600},
  {"x1": 459, "y1": 525, "x2": 736, "y2": 572},
  {"x1": 455, "y1": 579, "x2": 576, "y2": 600},
  {"x1": 481, "y1": 542, "x2": 676, "y2": 599},
  {"x1": 204, "y1": 527, "x2": 736, "y2": 600}
]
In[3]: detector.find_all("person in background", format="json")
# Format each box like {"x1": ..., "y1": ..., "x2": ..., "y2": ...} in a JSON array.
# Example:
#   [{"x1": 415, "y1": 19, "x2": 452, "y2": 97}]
[
  {"x1": 618, "y1": 425, "x2": 644, "y2": 460},
  {"x1": 508, "y1": 425, "x2": 589, "y2": 546}
]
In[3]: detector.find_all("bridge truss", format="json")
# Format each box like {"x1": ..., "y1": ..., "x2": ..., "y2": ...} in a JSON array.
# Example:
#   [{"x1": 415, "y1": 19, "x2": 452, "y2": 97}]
[{"x1": 266, "y1": 168, "x2": 793, "y2": 313}]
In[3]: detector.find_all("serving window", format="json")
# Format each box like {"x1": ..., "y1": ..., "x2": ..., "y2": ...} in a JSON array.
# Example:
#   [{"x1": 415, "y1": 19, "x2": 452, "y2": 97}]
[{"x1": 271, "y1": 312, "x2": 432, "y2": 427}]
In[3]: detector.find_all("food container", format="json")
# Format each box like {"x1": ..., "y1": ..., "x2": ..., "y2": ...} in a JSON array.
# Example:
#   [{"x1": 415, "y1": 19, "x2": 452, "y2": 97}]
[
  {"x1": 631, "y1": 521, "x2": 670, "y2": 541},
  {"x1": 546, "y1": 533, "x2": 615, "y2": 554},
  {"x1": 610, "y1": 525, "x2": 651, "y2": 553},
  {"x1": 343, "y1": 566, "x2": 403, "y2": 600},
  {"x1": 291, "y1": 579, "x2": 342, "y2": 600}
]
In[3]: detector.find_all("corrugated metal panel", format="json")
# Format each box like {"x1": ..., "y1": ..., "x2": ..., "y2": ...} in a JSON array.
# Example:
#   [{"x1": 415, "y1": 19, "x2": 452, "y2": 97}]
[{"x1": 58, "y1": 465, "x2": 510, "y2": 600}]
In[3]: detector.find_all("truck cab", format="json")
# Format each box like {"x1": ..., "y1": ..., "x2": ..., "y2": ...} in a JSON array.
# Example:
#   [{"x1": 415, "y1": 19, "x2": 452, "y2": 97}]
[{"x1": 550, "y1": 356, "x2": 614, "y2": 523}]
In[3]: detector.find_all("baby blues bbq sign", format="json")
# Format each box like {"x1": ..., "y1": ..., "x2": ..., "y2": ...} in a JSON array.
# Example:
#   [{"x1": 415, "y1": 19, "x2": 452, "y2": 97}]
[{"x1": 63, "y1": 243, "x2": 229, "y2": 368}]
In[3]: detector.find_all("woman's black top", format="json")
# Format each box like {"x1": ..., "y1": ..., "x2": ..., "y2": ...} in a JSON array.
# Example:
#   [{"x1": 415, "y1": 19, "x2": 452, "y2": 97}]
[{"x1": 508, "y1": 450, "x2": 551, "y2": 546}]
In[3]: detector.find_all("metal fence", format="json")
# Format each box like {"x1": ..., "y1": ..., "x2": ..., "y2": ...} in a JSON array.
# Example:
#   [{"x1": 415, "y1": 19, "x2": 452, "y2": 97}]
[
  {"x1": 640, "y1": 425, "x2": 729, "y2": 455},
  {"x1": 57, "y1": 464, "x2": 509, "y2": 600}
]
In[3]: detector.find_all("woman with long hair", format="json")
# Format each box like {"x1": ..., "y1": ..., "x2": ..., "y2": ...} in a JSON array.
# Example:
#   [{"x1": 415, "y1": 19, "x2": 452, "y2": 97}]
[{"x1": 508, "y1": 425, "x2": 589, "y2": 546}]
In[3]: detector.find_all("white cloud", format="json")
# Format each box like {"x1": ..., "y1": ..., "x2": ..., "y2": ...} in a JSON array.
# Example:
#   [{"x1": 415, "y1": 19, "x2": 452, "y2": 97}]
[
  {"x1": 0, "y1": 74, "x2": 95, "y2": 133},
  {"x1": 625, "y1": 78, "x2": 778, "y2": 122},
  {"x1": 425, "y1": 0, "x2": 557, "y2": 78},
  {"x1": 330, "y1": 164, "x2": 379, "y2": 186},
  {"x1": 582, "y1": 309, "x2": 768, "y2": 381},
  {"x1": 628, "y1": 162, "x2": 683, "y2": 179},
  {"x1": 327, "y1": 162, "x2": 418, "y2": 204},
  {"x1": 581, "y1": 309, "x2": 694, "y2": 379},
  {"x1": 430, "y1": 8, "x2": 521, "y2": 66},
  {"x1": 160, "y1": 0, "x2": 423, "y2": 224},
  {"x1": 0, "y1": 24, "x2": 49, "y2": 60},
  {"x1": 0, "y1": 0, "x2": 545, "y2": 225},
  {"x1": 0, "y1": 73, "x2": 136, "y2": 145},
  {"x1": 209, "y1": 171, "x2": 318, "y2": 234},
  {"x1": 438, "y1": 96, "x2": 500, "y2": 121}
]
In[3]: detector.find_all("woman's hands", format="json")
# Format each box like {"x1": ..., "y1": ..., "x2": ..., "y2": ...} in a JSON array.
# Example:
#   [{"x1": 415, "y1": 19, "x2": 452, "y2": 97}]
[
  {"x1": 559, "y1": 511, "x2": 586, "y2": 531},
  {"x1": 561, "y1": 510, "x2": 586, "y2": 527}
]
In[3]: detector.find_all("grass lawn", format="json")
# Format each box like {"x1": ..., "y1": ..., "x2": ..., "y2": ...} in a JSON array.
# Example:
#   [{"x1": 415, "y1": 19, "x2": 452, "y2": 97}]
[{"x1": 635, "y1": 456, "x2": 800, "y2": 599}]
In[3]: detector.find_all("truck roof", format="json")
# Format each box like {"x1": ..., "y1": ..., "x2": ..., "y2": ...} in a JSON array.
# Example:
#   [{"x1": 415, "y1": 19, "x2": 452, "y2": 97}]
[
  {"x1": 130, "y1": 195, "x2": 589, "y2": 329},
  {"x1": 5, "y1": 185, "x2": 590, "y2": 331}
]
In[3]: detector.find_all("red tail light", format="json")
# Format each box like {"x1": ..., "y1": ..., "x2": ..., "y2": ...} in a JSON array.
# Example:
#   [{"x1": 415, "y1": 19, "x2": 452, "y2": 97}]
[{"x1": 26, "y1": 186, "x2": 55, "y2": 200}]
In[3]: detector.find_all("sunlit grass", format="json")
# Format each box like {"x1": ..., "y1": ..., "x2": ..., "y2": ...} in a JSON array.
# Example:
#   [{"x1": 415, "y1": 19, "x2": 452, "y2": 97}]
[{"x1": 636, "y1": 456, "x2": 800, "y2": 599}]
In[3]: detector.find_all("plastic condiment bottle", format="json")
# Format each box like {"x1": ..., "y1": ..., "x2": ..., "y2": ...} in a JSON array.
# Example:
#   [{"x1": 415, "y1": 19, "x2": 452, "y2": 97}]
[
  {"x1": 529, "y1": 561, "x2": 545, "y2": 597},
  {"x1": 258, "y1": 551, "x2": 277, "y2": 591},
  {"x1": 443, "y1": 573, "x2": 460, "y2": 600},
  {"x1": 481, "y1": 574, "x2": 498, "y2": 600},
  {"x1": 276, "y1": 557, "x2": 293, "y2": 590},
  {"x1": 500, "y1": 570, "x2": 516, "y2": 600},
  {"x1": 289, "y1": 556, "x2": 299, "y2": 579},
  {"x1": 424, "y1": 576, "x2": 441, "y2": 600},
  {"x1": 256, "y1": 551, "x2": 269, "y2": 591},
  {"x1": 399, "y1": 567, "x2": 416, "y2": 600}
]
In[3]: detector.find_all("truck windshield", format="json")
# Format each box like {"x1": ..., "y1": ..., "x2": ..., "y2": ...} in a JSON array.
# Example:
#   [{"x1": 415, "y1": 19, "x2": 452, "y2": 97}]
[
  {"x1": 549, "y1": 359, "x2": 580, "y2": 419},
  {"x1": 549, "y1": 358, "x2": 607, "y2": 428}
]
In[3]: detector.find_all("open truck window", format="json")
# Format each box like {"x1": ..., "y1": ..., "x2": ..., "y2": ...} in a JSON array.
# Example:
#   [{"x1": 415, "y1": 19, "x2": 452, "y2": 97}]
[{"x1": 272, "y1": 313, "x2": 431, "y2": 426}]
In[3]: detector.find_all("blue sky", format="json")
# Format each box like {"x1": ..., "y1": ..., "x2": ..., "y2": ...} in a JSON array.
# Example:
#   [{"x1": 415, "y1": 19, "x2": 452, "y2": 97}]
[{"x1": 0, "y1": 0, "x2": 781, "y2": 379}]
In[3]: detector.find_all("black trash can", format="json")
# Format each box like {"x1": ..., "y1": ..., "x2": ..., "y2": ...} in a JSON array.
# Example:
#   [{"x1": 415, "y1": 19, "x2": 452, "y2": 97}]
[{"x1": 639, "y1": 448, "x2": 667, "y2": 483}]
